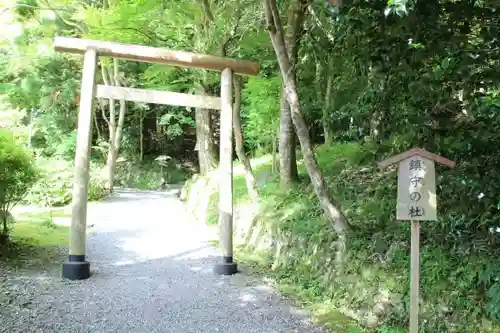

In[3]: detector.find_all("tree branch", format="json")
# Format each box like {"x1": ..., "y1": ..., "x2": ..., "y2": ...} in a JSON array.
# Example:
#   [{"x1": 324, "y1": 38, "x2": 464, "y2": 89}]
[
  {"x1": 219, "y1": 23, "x2": 240, "y2": 56},
  {"x1": 269, "y1": 0, "x2": 287, "y2": 40},
  {"x1": 110, "y1": 27, "x2": 173, "y2": 43},
  {"x1": 198, "y1": 0, "x2": 243, "y2": 57},
  {"x1": 264, "y1": 0, "x2": 291, "y2": 66},
  {"x1": 198, "y1": 0, "x2": 215, "y2": 23},
  {"x1": 264, "y1": 0, "x2": 277, "y2": 33},
  {"x1": 0, "y1": 4, "x2": 72, "y2": 17},
  {"x1": 307, "y1": 4, "x2": 335, "y2": 44},
  {"x1": 39, "y1": 0, "x2": 85, "y2": 33},
  {"x1": 113, "y1": 58, "x2": 119, "y2": 85},
  {"x1": 98, "y1": 98, "x2": 110, "y2": 127},
  {"x1": 100, "y1": 64, "x2": 115, "y2": 130},
  {"x1": 113, "y1": 58, "x2": 127, "y2": 149},
  {"x1": 219, "y1": 0, "x2": 243, "y2": 56}
]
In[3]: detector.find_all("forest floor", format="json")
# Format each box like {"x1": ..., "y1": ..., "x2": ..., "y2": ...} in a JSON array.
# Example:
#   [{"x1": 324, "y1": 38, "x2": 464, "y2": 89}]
[{"x1": 0, "y1": 188, "x2": 329, "y2": 333}]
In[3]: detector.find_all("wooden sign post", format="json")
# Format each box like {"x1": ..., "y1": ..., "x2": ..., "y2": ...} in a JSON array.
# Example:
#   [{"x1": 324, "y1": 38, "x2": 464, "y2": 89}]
[{"x1": 378, "y1": 148, "x2": 455, "y2": 333}]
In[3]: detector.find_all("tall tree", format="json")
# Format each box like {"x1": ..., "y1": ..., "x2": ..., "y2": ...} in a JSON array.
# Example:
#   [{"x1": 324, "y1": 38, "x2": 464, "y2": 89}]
[
  {"x1": 278, "y1": 0, "x2": 308, "y2": 187},
  {"x1": 195, "y1": 0, "x2": 221, "y2": 175},
  {"x1": 196, "y1": 0, "x2": 259, "y2": 202},
  {"x1": 264, "y1": 0, "x2": 349, "y2": 268},
  {"x1": 194, "y1": 82, "x2": 218, "y2": 175},
  {"x1": 100, "y1": 59, "x2": 127, "y2": 192},
  {"x1": 314, "y1": 56, "x2": 334, "y2": 144}
]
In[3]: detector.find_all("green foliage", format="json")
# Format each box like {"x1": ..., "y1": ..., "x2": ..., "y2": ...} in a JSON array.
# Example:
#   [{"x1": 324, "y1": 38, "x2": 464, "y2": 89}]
[
  {"x1": 3, "y1": 1, "x2": 500, "y2": 331},
  {"x1": 214, "y1": 143, "x2": 500, "y2": 332},
  {"x1": 54, "y1": 131, "x2": 78, "y2": 159},
  {"x1": 242, "y1": 76, "x2": 281, "y2": 151},
  {"x1": 12, "y1": 0, "x2": 40, "y2": 21},
  {"x1": 1, "y1": 48, "x2": 83, "y2": 159},
  {"x1": 24, "y1": 158, "x2": 108, "y2": 207},
  {"x1": 0, "y1": 128, "x2": 39, "y2": 242},
  {"x1": 114, "y1": 159, "x2": 192, "y2": 190},
  {"x1": 159, "y1": 110, "x2": 196, "y2": 138}
]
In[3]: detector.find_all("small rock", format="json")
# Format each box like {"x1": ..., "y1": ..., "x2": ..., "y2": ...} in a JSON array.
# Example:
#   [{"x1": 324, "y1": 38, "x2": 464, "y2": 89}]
[{"x1": 21, "y1": 301, "x2": 32, "y2": 308}]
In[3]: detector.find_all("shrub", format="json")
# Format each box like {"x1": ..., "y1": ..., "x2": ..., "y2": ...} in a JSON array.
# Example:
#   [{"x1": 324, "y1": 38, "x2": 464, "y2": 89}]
[
  {"x1": 54, "y1": 131, "x2": 78, "y2": 160},
  {"x1": 0, "y1": 128, "x2": 39, "y2": 243},
  {"x1": 114, "y1": 158, "x2": 192, "y2": 190},
  {"x1": 24, "y1": 158, "x2": 109, "y2": 207}
]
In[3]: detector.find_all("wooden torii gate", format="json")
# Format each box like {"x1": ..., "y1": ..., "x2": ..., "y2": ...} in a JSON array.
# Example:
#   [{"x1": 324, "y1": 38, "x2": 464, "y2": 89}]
[{"x1": 54, "y1": 37, "x2": 260, "y2": 280}]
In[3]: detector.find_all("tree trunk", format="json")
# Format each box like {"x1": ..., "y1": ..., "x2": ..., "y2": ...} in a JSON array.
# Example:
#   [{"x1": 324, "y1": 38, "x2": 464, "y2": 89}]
[
  {"x1": 368, "y1": 67, "x2": 384, "y2": 142},
  {"x1": 323, "y1": 74, "x2": 334, "y2": 144},
  {"x1": 279, "y1": 92, "x2": 298, "y2": 182},
  {"x1": 101, "y1": 59, "x2": 127, "y2": 192},
  {"x1": 92, "y1": 108, "x2": 101, "y2": 142},
  {"x1": 1, "y1": 210, "x2": 9, "y2": 244},
  {"x1": 370, "y1": 111, "x2": 382, "y2": 141},
  {"x1": 274, "y1": 125, "x2": 280, "y2": 173},
  {"x1": 195, "y1": 0, "x2": 239, "y2": 176},
  {"x1": 195, "y1": 85, "x2": 218, "y2": 175},
  {"x1": 155, "y1": 109, "x2": 162, "y2": 136},
  {"x1": 233, "y1": 76, "x2": 259, "y2": 202},
  {"x1": 139, "y1": 108, "x2": 144, "y2": 162},
  {"x1": 264, "y1": 0, "x2": 349, "y2": 270},
  {"x1": 195, "y1": 105, "x2": 218, "y2": 175},
  {"x1": 278, "y1": 0, "x2": 306, "y2": 187},
  {"x1": 101, "y1": 65, "x2": 116, "y2": 191},
  {"x1": 272, "y1": 136, "x2": 278, "y2": 174},
  {"x1": 112, "y1": 59, "x2": 126, "y2": 151},
  {"x1": 315, "y1": 59, "x2": 334, "y2": 144}
]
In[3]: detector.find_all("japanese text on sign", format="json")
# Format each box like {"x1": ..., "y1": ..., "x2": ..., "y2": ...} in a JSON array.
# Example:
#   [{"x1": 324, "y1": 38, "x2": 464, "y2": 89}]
[{"x1": 396, "y1": 156, "x2": 437, "y2": 221}]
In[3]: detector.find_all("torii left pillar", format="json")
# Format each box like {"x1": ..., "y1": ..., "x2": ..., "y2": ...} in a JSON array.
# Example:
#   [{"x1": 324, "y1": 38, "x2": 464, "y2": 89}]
[{"x1": 62, "y1": 48, "x2": 97, "y2": 280}]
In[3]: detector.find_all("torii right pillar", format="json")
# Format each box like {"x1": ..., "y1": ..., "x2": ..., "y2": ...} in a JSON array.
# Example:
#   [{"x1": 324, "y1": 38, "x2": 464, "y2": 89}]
[{"x1": 214, "y1": 68, "x2": 238, "y2": 275}]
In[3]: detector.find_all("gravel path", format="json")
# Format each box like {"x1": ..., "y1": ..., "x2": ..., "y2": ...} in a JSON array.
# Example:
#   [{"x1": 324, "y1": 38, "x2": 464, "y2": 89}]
[{"x1": 1, "y1": 188, "x2": 327, "y2": 333}]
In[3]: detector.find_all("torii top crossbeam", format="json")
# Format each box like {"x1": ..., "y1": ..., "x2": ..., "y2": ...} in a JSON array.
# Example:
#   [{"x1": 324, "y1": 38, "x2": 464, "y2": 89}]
[{"x1": 54, "y1": 37, "x2": 260, "y2": 76}]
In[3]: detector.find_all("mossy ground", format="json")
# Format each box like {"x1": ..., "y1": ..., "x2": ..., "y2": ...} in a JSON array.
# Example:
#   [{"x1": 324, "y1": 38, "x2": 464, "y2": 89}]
[{"x1": 0, "y1": 209, "x2": 70, "y2": 268}]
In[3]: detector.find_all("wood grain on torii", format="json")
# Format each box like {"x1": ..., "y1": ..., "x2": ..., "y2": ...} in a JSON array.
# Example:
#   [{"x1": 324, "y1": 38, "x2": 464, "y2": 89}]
[
  {"x1": 54, "y1": 37, "x2": 260, "y2": 76},
  {"x1": 55, "y1": 36, "x2": 259, "y2": 281}
]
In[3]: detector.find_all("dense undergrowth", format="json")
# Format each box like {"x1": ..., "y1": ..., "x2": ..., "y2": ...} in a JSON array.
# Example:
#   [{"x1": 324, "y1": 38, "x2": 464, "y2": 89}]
[
  {"x1": 2, "y1": 104, "x2": 192, "y2": 209},
  {"x1": 195, "y1": 142, "x2": 500, "y2": 333},
  {"x1": 23, "y1": 157, "x2": 108, "y2": 207},
  {"x1": 22, "y1": 156, "x2": 191, "y2": 208},
  {"x1": 2, "y1": 156, "x2": 189, "y2": 267}
]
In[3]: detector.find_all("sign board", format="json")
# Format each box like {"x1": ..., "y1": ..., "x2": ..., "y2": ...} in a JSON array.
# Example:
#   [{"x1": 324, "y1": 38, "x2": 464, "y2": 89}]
[
  {"x1": 396, "y1": 156, "x2": 437, "y2": 221},
  {"x1": 377, "y1": 147, "x2": 455, "y2": 333}
]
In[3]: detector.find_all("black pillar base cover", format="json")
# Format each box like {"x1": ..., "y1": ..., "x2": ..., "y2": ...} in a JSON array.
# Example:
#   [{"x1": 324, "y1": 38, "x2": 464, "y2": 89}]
[
  {"x1": 214, "y1": 256, "x2": 238, "y2": 276},
  {"x1": 62, "y1": 255, "x2": 90, "y2": 280}
]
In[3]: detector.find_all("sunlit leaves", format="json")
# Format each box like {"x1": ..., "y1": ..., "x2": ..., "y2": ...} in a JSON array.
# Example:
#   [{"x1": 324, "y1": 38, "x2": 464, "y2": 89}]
[
  {"x1": 159, "y1": 110, "x2": 195, "y2": 137},
  {"x1": 139, "y1": 64, "x2": 195, "y2": 92},
  {"x1": 12, "y1": 0, "x2": 39, "y2": 20},
  {"x1": 242, "y1": 76, "x2": 281, "y2": 150},
  {"x1": 384, "y1": 0, "x2": 413, "y2": 17}
]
